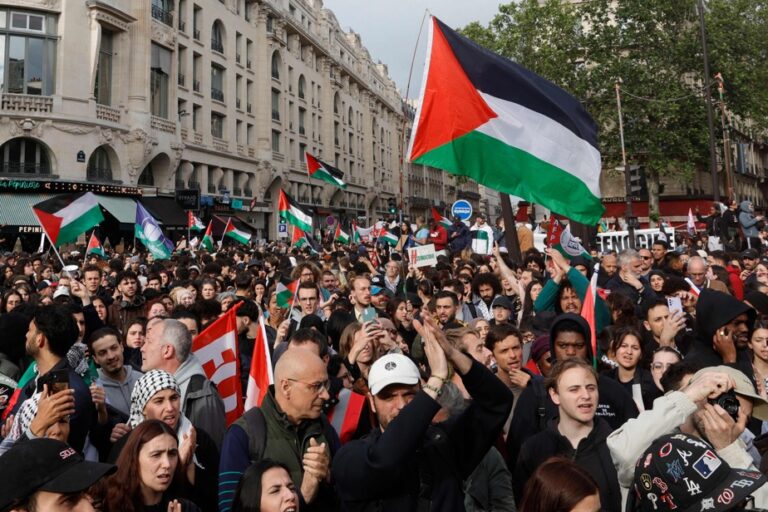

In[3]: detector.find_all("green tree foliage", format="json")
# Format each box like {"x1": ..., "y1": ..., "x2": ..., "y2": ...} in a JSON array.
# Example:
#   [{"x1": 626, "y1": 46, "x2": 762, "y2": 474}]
[{"x1": 460, "y1": 0, "x2": 768, "y2": 221}]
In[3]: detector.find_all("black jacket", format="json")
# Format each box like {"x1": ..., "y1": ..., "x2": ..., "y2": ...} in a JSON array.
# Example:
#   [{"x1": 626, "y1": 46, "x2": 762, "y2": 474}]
[
  {"x1": 505, "y1": 314, "x2": 638, "y2": 468},
  {"x1": 332, "y1": 360, "x2": 513, "y2": 512},
  {"x1": 602, "y1": 367, "x2": 662, "y2": 411},
  {"x1": 514, "y1": 419, "x2": 621, "y2": 511},
  {"x1": 605, "y1": 274, "x2": 657, "y2": 317},
  {"x1": 687, "y1": 289, "x2": 756, "y2": 375}
]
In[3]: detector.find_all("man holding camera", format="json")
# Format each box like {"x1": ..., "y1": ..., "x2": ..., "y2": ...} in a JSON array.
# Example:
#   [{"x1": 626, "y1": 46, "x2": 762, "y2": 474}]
[{"x1": 607, "y1": 365, "x2": 768, "y2": 508}]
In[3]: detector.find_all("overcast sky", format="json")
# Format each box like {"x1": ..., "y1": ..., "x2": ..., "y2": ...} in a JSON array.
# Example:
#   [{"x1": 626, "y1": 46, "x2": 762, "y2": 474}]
[{"x1": 321, "y1": 0, "x2": 503, "y2": 99}]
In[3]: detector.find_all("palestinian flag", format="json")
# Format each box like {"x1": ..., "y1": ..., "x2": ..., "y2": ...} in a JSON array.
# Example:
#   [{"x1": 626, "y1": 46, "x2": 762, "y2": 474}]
[
  {"x1": 278, "y1": 189, "x2": 312, "y2": 232},
  {"x1": 431, "y1": 207, "x2": 452, "y2": 229},
  {"x1": 352, "y1": 220, "x2": 361, "y2": 243},
  {"x1": 306, "y1": 152, "x2": 347, "y2": 189},
  {"x1": 244, "y1": 316, "x2": 274, "y2": 410},
  {"x1": 188, "y1": 212, "x2": 205, "y2": 231},
  {"x1": 546, "y1": 218, "x2": 590, "y2": 260},
  {"x1": 224, "y1": 218, "x2": 251, "y2": 245},
  {"x1": 192, "y1": 302, "x2": 243, "y2": 425},
  {"x1": 275, "y1": 277, "x2": 298, "y2": 309},
  {"x1": 32, "y1": 192, "x2": 104, "y2": 246},
  {"x1": 335, "y1": 224, "x2": 350, "y2": 244},
  {"x1": 378, "y1": 228, "x2": 398, "y2": 247},
  {"x1": 291, "y1": 226, "x2": 308, "y2": 249},
  {"x1": 407, "y1": 17, "x2": 604, "y2": 225},
  {"x1": 86, "y1": 232, "x2": 106, "y2": 259},
  {"x1": 201, "y1": 221, "x2": 214, "y2": 251}
]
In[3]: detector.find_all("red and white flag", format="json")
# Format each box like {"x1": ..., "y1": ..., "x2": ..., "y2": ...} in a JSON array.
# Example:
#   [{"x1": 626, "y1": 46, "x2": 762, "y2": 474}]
[
  {"x1": 328, "y1": 388, "x2": 366, "y2": 444},
  {"x1": 580, "y1": 266, "x2": 599, "y2": 368},
  {"x1": 245, "y1": 316, "x2": 274, "y2": 410},
  {"x1": 192, "y1": 301, "x2": 243, "y2": 425}
]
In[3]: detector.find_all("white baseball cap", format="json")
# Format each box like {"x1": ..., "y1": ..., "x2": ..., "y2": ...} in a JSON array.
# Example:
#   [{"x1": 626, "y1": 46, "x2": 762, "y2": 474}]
[{"x1": 367, "y1": 354, "x2": 420, "y2": 396}]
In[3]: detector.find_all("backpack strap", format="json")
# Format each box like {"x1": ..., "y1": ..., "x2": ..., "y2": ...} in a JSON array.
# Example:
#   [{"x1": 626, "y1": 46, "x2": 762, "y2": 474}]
[
  {"x1": 233, "y1": 407, "x2": 267, "y2": 463},
  {"x1": 531, "y1": 379, "x2": 547, "y2": 431}
]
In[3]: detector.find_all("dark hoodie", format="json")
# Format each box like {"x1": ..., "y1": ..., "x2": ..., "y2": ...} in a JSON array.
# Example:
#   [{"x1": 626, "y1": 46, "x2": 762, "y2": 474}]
[
  {"x1": 504, "y1": 313, "x2": 638, "y2": 469},
  {"x1": 687, "y1": 289, "x2": 755, "y2": 376}
]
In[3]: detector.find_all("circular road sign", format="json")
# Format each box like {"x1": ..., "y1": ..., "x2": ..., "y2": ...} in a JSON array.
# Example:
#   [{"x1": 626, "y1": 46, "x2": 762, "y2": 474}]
[{"x1": 451, "y1": 200, "x2": 473, "y2": 221}]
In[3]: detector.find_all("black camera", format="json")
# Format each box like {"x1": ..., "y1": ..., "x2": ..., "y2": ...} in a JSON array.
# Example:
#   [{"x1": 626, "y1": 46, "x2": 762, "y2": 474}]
[{"x1": 708, "y1": 389, "x2": 740, "y2": 421}]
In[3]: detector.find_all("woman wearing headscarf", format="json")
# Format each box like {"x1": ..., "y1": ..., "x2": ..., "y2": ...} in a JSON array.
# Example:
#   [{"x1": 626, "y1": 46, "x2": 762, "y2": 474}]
[{"x1": 109, "y1": 370, "x2": 219, "y2": 511}]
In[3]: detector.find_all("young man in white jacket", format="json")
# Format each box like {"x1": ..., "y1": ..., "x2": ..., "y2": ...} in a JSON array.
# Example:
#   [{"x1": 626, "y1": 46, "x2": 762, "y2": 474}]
[
  {"x1": 607, "y1": 365, "x2": 768, "y2": 510},
  {"x1": 470, "y1": 214, "x2": 495, "y2": 256}
]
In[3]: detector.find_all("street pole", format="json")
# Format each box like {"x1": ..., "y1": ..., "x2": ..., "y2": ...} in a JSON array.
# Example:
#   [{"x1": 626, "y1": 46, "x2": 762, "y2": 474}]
[
  {"x1": 615, "y1": 80, "x2": 636, "y2": 249},
  {"x1": 500, "y1": 193, "x2": 522, "y2": 264},
  {"x1": 698, "y1": 0, "x2": 720, "y2": 202},
  {"x1": 715, "y1": 73, "x2": 733, "y2": 200}
]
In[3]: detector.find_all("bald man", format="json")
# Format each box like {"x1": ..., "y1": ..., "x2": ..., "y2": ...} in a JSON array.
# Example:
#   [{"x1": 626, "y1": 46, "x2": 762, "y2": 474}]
[
  {"x1": 686, "y1": 255, "x2": 730, "y2": 295},
  {"x1": 218, "y1": 348, "x2": 340, "y2": 512}
]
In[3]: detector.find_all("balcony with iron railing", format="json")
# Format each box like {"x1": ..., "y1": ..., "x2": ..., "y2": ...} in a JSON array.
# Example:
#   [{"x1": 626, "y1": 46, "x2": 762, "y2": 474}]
[
  {"x1": 211, "y1": 39, "x2": 224, "y2": 54},
  {"x1": 178, "y1": 19, "x2": 186, "y2": 32},
  {"x1": 271, "y1": 110, "x2": 280, "y2": 121},
  {"x1": 151, "y1": 5, "x2": 174, "y2": 26},
  {"x1": 299, "y1": 126, "x2": 305, "y2": 136},
  {"x1": 178, "y1": 73, "x2": 185, "y2": 86},
  {"x1": 193, "y1": 80, "x2": 200, "y2": 92},
  {"x1": 211, "y1": 87, "x2": 224, "y2": 102},
  {"x1": 193, "y1": 28, "x2": 201, "y2": 40},
  {"x1": 1, "y1": 162, "x2": 51, "y2": 175}
]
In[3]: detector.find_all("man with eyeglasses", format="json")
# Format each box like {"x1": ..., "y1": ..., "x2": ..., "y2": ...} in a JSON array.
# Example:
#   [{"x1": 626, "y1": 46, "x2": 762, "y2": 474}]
[
  {"x1": 505, "y1": 313, "x2": 638, "y2": 469},
  {"x1": 218, "y1": 347, "x2": 340, "y2": 512},
  {"x1": 637, "y1": 248, "x2": 653, "y2": 276},
  {"x1": 687, "y1": 255, "x2": 730, "y2": 294}
]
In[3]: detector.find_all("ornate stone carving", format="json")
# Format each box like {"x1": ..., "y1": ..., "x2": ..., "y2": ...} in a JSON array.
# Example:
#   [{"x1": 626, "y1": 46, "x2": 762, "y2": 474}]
[
  {"x1": 51, "y1": 122, "x2": 96, "y2": 135},
  {"x1": 99, "y1": 128, "x2": 115, "y2": 145},
  {"x1": 151, "y1": 21, "x2": 177, "y2": 49},
  {"x1": 120, "y1": 129, "x2": 158, "y2": 178},
  {"x1": 167, "y1": 142, "x2": 185, "y2": 183},
  {"x1": 8, "y1": 118, "x2": 45, "y2": 138}
]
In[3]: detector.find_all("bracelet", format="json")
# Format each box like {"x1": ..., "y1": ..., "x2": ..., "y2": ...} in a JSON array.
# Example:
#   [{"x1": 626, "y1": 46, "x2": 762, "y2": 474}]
[
  {"x1": 424, "y1": 382, "x2": 442, "y2": 396},
  {"x1": 431, "y1": 374, "x2": 448, "y2": 382}
]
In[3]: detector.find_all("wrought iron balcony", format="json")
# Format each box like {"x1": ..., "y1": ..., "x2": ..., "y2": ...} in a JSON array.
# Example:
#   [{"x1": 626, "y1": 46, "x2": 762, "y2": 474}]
[
  {"x1": 211, "y1": 87, "x2": 224, "y2": 102},
  {"x1": 151, "y1": 5, "x2": 174, "y2": 26}
]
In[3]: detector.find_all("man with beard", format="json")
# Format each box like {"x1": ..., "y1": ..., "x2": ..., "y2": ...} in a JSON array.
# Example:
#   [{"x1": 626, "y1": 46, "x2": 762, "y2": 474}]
[
  {"x1": 88, "y1": 327, "x2": 142, "y2": 416},
  {"x1": 486, "y1": 324, "x2": 534, "y2": 437},
  {"x1": 107, "y1": 270, "x2": 147, "y2": 335},
  {"x1": 467, "y1": 273, "x2": 502, "y2": 321},
  {"x1": 434, "y1": 290, "x2": 464, "y2": 330},
  {"x1": 605, "y1": 248, "x2": 656, "y2": 317},
  {"x1": 686, "y1": 288, "x2": 755, "y2": 375}
]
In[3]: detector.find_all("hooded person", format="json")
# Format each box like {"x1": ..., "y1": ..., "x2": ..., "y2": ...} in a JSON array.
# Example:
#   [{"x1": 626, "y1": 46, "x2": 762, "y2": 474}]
[
  {"x1": 687, "y1": 289, "x2": 756, "y2": 376},
  {"x1": 739, "y1": 199, "x2": 763, "y2": 250},
  {"x1": 108, "y1": 369, "x2": 220, "y2": 511},
  {"x1": 504, "y1": 313, "x2": 639, "y2": 469}
]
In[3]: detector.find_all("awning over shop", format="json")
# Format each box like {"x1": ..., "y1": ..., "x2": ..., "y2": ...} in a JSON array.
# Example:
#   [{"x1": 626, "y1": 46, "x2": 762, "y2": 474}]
[
  {"x1": 96, "y1": 195, "x2": 137, "y2": 224},
  {"x1": 0, "y1": 193, "x2": 56, "y2": 226},
  {"x1": 140, "y1": 197, "x2": 188, "y2": 226}
]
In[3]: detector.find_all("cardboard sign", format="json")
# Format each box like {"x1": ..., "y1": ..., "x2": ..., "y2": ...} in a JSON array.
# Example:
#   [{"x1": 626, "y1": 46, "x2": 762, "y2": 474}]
[{"x1": 409, "y1": 243, "x2": 438, "y2": 268}]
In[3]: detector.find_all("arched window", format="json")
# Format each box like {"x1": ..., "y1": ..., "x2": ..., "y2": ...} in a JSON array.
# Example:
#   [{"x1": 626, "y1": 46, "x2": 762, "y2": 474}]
[
  {"x1": 298, "y1": 75, "x2": 306, "y2": 99},
  {"x1": 0, "y1": 138, "x2": 51, "y2": 175},
  {"x1": 271, "y1": 51, "x2": 281, "y2": 80},
  {"x1": 211, "y1": 20, "x2": 225, "y2": 54},
  {"x1": 138, "y1": 165, "x2": 155, "y2": 186},
  {"x1": 87, "y1": 146, "x2": 112, "y2": 182}
]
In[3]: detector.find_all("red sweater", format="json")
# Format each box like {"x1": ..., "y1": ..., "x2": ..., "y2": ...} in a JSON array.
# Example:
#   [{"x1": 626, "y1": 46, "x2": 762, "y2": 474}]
[{"x1": 428, "y1": 225, "x2": 448, "y2": 250}]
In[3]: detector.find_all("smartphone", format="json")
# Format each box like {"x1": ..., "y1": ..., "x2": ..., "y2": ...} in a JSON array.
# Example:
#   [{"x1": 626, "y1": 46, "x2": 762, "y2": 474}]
[
  {"x1": 361, "y1": 307, "x2": 378, "y2": 323},
  {"x1": 37, "y1": 369, "x2": 69, "y2": 394},
  {"x1": 667, "y1": 296, "x2": 683, "y2": 315}
]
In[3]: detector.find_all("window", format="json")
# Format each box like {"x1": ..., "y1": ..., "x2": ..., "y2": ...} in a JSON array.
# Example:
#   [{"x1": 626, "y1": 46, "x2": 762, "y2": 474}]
[
  {"x1": 211, "y1": 20, "x2": 224, "y2": 53},
  {"x1": 193, "y1": 5, "x2": 201, "y2": 39},
  {"x1": 298, "y1": 107, "x2": 305, "y2": 135},
  {"x1": 3, "y1": 11, "x2": 57, "y2": 95},
  {"x1": 138, "y1": 165, "x2": 155, "y2": 186},
  {"x1": 211, "y1": 111, "x2": 225, "y2": 138},
  {"x1": 151, "y1": 0, "x2": 174, "y2": 26},
  {"x1": 298, "y1": 75, "x2": 305, "y2": 99},
  {"x1": 0, "y1": 137, "x2": 50, "y2": 174},
  {"x1": 87, "y1": 146, "x2": 112, "y2": 182},
  {"x1": 271, "y1": 89, "x2": 280, "y2": 120},
  {"x1": 271, "y1": 51, "x2": 281, "y2": 79},
  {"x1": 271, "y1": 130, "x2": 281, "y2": 152},
  {"x1": 193, "y1": 104, "x2": 201, "y2": 131},
  {"x1": 150, "y1": 43, "x2": 171, "y2": 118},
  {"x1": 94, "y1": 30, "x2": 113, "y2": 105},
  {"x1": 211, "y1": 64, "x2": 224, "y2": 102},
  {"x1": 333, "y1": 92, "x2": 340, "y2": 114},
  {"x1": 266, "y1": 15, "x2": 274, "y2": 33}
]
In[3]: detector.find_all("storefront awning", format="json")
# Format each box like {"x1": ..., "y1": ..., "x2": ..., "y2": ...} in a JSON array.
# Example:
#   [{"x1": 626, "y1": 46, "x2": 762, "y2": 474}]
[
  {"x1": 97, "y1": 195, "x2": 137, "y2": 224},
  {"x1": 0, "y1": 193, "x2": 56, "y2": 226},
  {"x1": 140, "y1": 197, "x2": 188, "y2": 226}
]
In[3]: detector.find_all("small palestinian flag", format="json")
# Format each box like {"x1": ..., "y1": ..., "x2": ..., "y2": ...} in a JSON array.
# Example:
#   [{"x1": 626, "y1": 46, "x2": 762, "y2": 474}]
[
  {"x1": 407, "y1": 17, "x2": 604, "y2": 224},
  {"x1": 33, "y1": 192, "x2": 104, "y2": 246},
  {"x1": 306, "y1": 153, "x2": 347, "y2": 189},
  {"x1": 224, "y1": 218, "x2": 251, "y2": 245},
  {"x1": 188, "y1": 212, "x2": 205, "y2": 231},
  {"x1": 431, "y1": 207, "x2": 452, "y2": 229},
  {"x1": 278, "y1": 189, "x2": 312, "y2": 232},
  {"x1": 546, "y1": 218, "x2": 590, "y2": 260},
  {"x1": 290, "y1": 226, "x2": 307, "y2": 249},
  {"x1": 352, "y1": 220, "x2": 361, "y2": 243},
  {"x1": 378, "y1": 228, "x2": 398, "y2": 247},
  {"x1": 275, "y1": 277, "x2": 299, "y2": 309},
  {"x1": 86, "y1": 232, "x2": 106, "y2": 259},
  {"x1": 335, "y1": 224, "x2": 350, "y2": 244},
  {"x1": 201, "y1": 221, "x2": 214, "y2": 251}
]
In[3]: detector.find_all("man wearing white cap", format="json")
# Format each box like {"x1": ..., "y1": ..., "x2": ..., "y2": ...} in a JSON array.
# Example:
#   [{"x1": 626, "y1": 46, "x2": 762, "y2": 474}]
[{"x1": 332, "y1": 314, "x2": 514, "y2": 511}]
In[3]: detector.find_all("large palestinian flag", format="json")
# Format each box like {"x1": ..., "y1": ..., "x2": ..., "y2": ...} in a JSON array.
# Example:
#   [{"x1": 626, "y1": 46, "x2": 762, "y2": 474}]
[
  {"x1": 407, "y1": 17, "x2": 604, "y2": 225},
  {"x1": 223, "y1": 218, "x2": 251, "y2": 245},
  {"x1": 278, "y1": 189, "x2": 312, "y2": 232},
  {"x1": 32, "y1": 192, "x2": 105, "y2": 246},
  {"x1": 306, "y1": 153, "x2": 347, "y2": 189}
]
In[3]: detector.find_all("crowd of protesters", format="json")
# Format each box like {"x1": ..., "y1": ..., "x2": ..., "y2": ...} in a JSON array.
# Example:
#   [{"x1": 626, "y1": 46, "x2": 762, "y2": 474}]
[{"x1": 4, "y1": 207, "x2": 768, "y2": 511}]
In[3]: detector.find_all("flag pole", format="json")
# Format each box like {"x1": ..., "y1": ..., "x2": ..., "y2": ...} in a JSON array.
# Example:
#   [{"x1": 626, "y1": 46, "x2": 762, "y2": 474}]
[{"x1": 220, "y1": 217, "x2": 230, "y2": 248}]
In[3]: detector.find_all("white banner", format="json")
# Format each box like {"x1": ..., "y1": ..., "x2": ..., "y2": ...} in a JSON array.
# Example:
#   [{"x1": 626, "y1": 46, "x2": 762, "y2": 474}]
[{"x1": 534, "y1": 228, "x2": 675, "y2": 254}]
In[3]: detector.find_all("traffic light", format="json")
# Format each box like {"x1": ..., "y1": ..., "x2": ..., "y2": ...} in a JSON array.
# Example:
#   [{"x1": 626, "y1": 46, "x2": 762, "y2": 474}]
[
  {"x1": 387, "y1": 197, "x2": 397, "y2": 214},
  {"x1": 629, "y1": 165, "x2": 647, "y2": 197}
]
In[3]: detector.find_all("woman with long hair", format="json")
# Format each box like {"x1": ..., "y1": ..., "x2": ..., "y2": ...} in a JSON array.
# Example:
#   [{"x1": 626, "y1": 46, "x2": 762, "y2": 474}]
[
  {"x1": 98, "y1": 419, "x2": 200, "y2": 512},
  {"x1": 339, "y1": 321, "x2": 376, "y2": 387},
  {"x1": 749, "y1": 318, "x2": 768, "y2": 399},
  {"x1": 518, "y1": 279, "x2": 542, "y2": 329},
  {"x1": 230, "y1": 459, "x2": 300, "y2": 512},
  {"x1": 603, "y1": 326, "x2": 660, "y2": 411},
  {"x1": 649, "y1": 346, "x2": 682, "y2": 392},
  {"x1": 1, "y1": 290, "x2": 22, "y2": 314},
  {"x1": 386, "y1": 297, "x2": 416, "y2": 350},
  {"x1": 519, "y1": 457, "x2": 600, "y2": 512}
]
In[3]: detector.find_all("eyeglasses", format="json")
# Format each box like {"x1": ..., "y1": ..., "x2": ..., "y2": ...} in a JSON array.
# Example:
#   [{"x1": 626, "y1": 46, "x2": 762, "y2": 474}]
[{"x1": 286, "y1": 378, "x2": 330, "y2": 394}]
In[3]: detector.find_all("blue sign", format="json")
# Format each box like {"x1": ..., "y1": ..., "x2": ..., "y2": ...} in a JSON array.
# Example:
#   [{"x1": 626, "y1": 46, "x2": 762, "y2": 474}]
[
  {"x1": 451, "y1": 200, "x2": 473, "y2": 221},
  {"x1": 278, "y1": 223, "x2": 287, "y2": 233}
]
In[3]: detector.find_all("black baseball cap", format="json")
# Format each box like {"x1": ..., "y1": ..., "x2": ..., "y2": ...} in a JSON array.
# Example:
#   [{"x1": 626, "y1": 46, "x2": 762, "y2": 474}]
[
  {"x1": 631, "y1": 433, "x2": 766, "y2": 511},
  {"x1": 0, "y1": 439, "x2": 115, "y2": 511}
]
